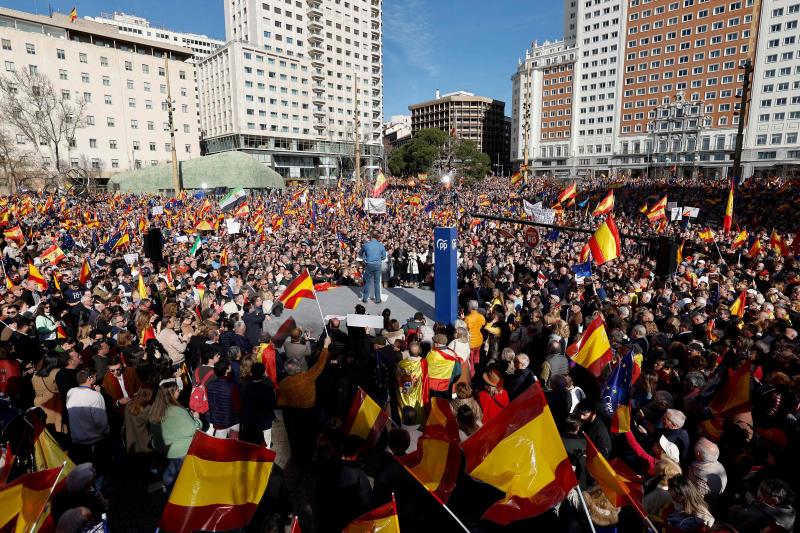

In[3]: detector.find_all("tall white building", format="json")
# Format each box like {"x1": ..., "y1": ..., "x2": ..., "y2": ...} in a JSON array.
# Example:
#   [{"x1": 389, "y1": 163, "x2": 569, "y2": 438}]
[
  {"x1": 512, "y1": 0, "x2": 800, "y2": 180},
  {"x1": 198, "y1": 0, "x2": 384, "y2": 181},
  {"x1": 84, "y1": 12, "x2": 223, "y2": 61},
  {"x1": 0, "y1": 7, "x2": 200, "y2": 177}
]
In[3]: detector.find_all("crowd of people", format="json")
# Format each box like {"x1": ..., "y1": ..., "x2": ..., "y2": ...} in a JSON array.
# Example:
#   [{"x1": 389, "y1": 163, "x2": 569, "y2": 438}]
[{"x1": 0, "y1": 172, "x2": 798, "y2": 533}]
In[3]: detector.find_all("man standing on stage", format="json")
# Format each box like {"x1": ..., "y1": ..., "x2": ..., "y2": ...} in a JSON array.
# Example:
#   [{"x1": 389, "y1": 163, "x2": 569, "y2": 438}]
[{"x1": 359, "y1": 231, "x2": 387, "y2": 304}]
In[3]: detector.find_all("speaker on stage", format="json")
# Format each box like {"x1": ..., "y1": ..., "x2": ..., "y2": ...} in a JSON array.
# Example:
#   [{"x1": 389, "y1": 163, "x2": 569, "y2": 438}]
[
  {"x1": 655, "y1": 236, "x2": 678, "y2": 277},
  {"x1": 145, "y1": 227, "x2": 164, "y2": 263}
]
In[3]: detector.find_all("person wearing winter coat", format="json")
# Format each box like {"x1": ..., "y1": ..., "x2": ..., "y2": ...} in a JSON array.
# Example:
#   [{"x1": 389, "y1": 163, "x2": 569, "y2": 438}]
[{"x1": 729, "y1": 478, "x2": 796, "y2": 533}]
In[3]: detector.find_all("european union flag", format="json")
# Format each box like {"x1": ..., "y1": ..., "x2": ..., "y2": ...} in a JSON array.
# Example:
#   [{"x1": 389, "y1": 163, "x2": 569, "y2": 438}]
[
  {"x1": 601, "y1": 348, "x2": 633, "y2": 433},
  {"x1": 104, "y1": 232, "x2": 120, "y2": 253},
  {"x1": 571, "y1": 261, "x2": 592, "y2": 284},
  {"x1": 61, "y1": 232, "x2": 75, "y2": 251},
  {"x1": 545, "y1": 229, "x2": 560, "y2": 241},
  {"x1": 423, "y1": 201, "x2": 435, "y2": 214}
]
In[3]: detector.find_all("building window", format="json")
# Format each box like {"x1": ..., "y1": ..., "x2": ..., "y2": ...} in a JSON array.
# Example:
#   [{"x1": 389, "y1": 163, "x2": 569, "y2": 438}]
[
  {"x1": 104, "y1": 95, "x2": 112, "y2": 105},
  {"x1": 79, "y1": 53, "x2": 87, "y2": 63},
  {"x1": 89, "y1": 138, "x2": 97, "y2": 148},
  {"x1": 56, "y1": 49, "x2": 65, "y2": 59},
  {"x1": 109, "y1": 140, "x2": 117, "y2": 149},
  {"x1": 1, "y1": 39, "x2": 11, "y2": 51},
  {"x1": 25, "y1": 43, "x2": 35, "y2": 55},
  {"x1": 107, "y1": 117, "x2": 115, "y2": 127},
  {"x1": 111, "y1": 159, "x2": 119, "y2": 168}
]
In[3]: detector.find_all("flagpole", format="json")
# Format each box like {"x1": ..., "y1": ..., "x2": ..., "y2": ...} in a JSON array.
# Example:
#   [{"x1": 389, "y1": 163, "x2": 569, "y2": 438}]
[
  {"x1": 576, "y1": 487, "x2": 599, "y2": 533},
  {"x1": 307, "y1": 269, "x2": 330, "y2": 340},
  {"x1": 390, "y1": 454, "x2": 471, "y2": 533},
  {"x1": 391, "y1": 493, "x2": 400, "y2": 533},
  {"x1": 29, "y1": 460, "x2": 68, "y2": 533},
  {"x1": 712, "y1": 240, "x2": 726, "y2": 264}
]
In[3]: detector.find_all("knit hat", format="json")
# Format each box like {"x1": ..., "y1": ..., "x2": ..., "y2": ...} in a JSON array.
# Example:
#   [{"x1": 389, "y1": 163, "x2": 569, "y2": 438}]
[{"x1": 66, "y1": 463, "x2": 95, "y2": 493}]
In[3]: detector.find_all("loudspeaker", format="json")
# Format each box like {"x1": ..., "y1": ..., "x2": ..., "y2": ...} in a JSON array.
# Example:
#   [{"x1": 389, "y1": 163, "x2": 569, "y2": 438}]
[
  {"x1": 145, "y1": 227, "x2": 164, "y2": 263},
  {"x1": 655, "y1": 236, "x2": 678, "y2": 277}
]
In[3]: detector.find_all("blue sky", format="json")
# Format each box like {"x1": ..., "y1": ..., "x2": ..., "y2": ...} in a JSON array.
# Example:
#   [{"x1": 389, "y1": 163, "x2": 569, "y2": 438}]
[{"x1": 8, "y1": 0, "x2": 564, "y2": 118}]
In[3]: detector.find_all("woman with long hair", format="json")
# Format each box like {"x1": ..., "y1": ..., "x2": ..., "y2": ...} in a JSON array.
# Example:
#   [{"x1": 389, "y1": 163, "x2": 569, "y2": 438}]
[
  {"x1": 34, "y1": 302, "x2": 58, "y2": 346},
  {"x1": 125, "y1": 382, "x2": 155, "y2": 455},
  {"x1": 149, "y1": 380, "x2": 201, "y2": 487},
  {"x1": 456, "y1": 404, "x2": 482, "y2": 442},
  {"x1": 666, "y1": 475, "x2": 715, "y2": 531},
  {"x1": 32, "y1": 353, "x2": 66, "y2": 433}
]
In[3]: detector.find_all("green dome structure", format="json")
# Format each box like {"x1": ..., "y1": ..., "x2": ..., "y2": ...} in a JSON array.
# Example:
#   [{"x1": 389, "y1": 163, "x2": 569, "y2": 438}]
[{"x1": 107, "y1": 152, "x2": 285, "y2": 193}]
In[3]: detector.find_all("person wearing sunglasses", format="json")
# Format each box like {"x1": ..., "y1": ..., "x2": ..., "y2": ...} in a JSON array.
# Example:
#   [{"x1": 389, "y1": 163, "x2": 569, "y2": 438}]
[{"x1": 101, "y1": 356, "x2": 142, "y2": 415}]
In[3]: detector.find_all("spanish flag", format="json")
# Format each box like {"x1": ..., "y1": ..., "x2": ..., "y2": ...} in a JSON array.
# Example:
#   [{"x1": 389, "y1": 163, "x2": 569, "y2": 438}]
[
  {"x1": 372, "y1": 171, "x2": 388, "y2": 197},
  {"x1": 747, "y1": 238, "x2": 762, "y2": 259},
  {"x1": 343, "y1": 501, "x2": 400, "y2": 533},
  {"x1": 592, "y1": 191, "x2": 615, "y2": 217},
  {"x1": 422, "y1": 347, "x2": 459, "y2": 396},
  {"x1": 461, "y1": 382, "x2": 577, "y2": 524},
  {"x1": 723, "y1": 180, "x2": 734, "y2": 234},
  {"x1": 31, "y1": 424, "x2": 75, "y2": 531},
  {"x1": 111, "y1": 232, "x2": 130, "y2": 251},
  {"x1": 220, "y1": 248, "x2": 229, "y2": 266},
  {"x1": 769, "y1": 230, "x2": 790, "y2": 257},
  {"x1": 344, "y1": 387, "x2": 389, "y2": 450},
  {"x1": 27, "y1": 263, "x2": 48, "y2": 292},
  {"x1": 510, "y1": 171, "x2": 523, "y2": 187},
  {"x1": 278, "y1": 270, "x2": 316, "y2": 310},
  {"x1": 0, "y1": 467, "x2": 63, "y2": 532},
  {"x1": 647, "y1": 195, "x2": 667, "y2": 222},
  {"x1": 638, "y1": 204, "x2": 649, "y2": 214},
  {"x1": 698, "y1": 227, "x2": 716, "y2": 243},
  {"x1": 69, "y1": 6, "x2": 77, "y2": 22},
  {"x1": 676, "y1": 240, "x2": 685, "y2": 265},
  {"x1": 79, "y1": 257, "x2": 91, "y2": 286},
  {"x1": 40, "y1": 244, "x2": 66, "y2": 265},
  {"x1": 729, "y1": 289, "x2": 746, "y2": 318},
  {"x1": 585, "y1": 436, "x2": 647, "y2": 518},
  {"x1": 396, "y1": 398, "x2": 461, "y2": 503},
  {"x1": 566, "y1": 314, "x2": 613, "y2": 377},
  {"x1": 583, "y1": 216, "x2": 621, "y2": 266},
  {"x1": 158, "y1": 432, "x2": 275, "y2": 533},
  {"x1": 709, "y1": 362, "x2": 751, "y2": 418},
  {"x1": 731, "y1": 229, "x2": 748, "y2": 250},
  {"x1": 557, "y1": 183, "x2": 577, "y2": 204},
  {"x1": 3, "y1": 225, "x2": 24, "y2": 243},
  {"x1": 165, "y1": 264, "x2": 175, "y2": 290},
  {"x1": 56, "y1": 323, "x2": 68, "y2": 339}
]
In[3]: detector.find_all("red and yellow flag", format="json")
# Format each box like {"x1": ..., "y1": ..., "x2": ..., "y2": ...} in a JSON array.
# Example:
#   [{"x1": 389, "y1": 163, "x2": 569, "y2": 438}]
[
  {"x1": 747, "y1": 238, "x2": 762, "y2": 258},
  {"x1": 510, "y1": 171, "x2": 523, "y2": 187},
  {"x1": 141, "y1": 325, "x2": 156, "y2": 346},
  {"x1": 396, "y1": 398, "x2": 460, "y2": 503},
  {"x1": 27, "y1": 263, "x2": 48, "y2": 292},
  {"x1": 769, "y1": 230, "x2": 790, "y2": 257},
  {"x1": 729, "y1": 289, "x2": 746, "y2": 318},
  {"x1": 343, "y1": 501, "x2": 400, "y2": 533},
  {"x1": 137, "y1": 274, "x2": 148, "y2": 301},
  {"x1": 557, "y1": 183, "x2": 577, "y2": 204},
  {"x1": 709, "y1": 362, "x2": 751, "y2": 418},
  {"x1": 3, "y1": 226, "x2": 24, "y2": 243},
  {"x1": 676, "y1": 240, "x2": 685, "y2": 265},
  {"x1": 158, "y1": 432, "x2": 275, "y2": 533},
  {"x1": 111, "y1": 233, "x2": 131, "y2": 251},
  {"x1": 220, "y1": 248, "x2": 229, "y2": 267},
  {"x1": 647, "y1": 195, "x2": 667, "y2": 222},
  {"x1": 583, "y1": 216, "x2": 621, "y2": 265},
  {"x1": 566, "y1": 314, "x2": 613, "y2": 376},
  {"x1": 0, "y1": 466, "x2": 63, "y2": 533},
  {"x1": 592, "y1": 191, "x2": 615, "y2": 217},
  {"x1": 372, "y1": 172, "x2": 388, "y2": 197},
  {"x1": 461, "y1": 382, "x2": 578, "y2": 524},
  {"x1": 422, "y1": 347, "x2": 459, "y2": 396},
  {"x1": 79, "y1": 257, "x2": 91, "y2": 286},
  {"x1": 277, "y1": 270, "x2": 316, "y2": 310},
  {"x1": 731, "y1": 229, "x2": 748, "y2": 250},
  {"x1": 698, "y1": 228, "x2": 716, "y2": 243},
  {"x1": 343, "y1": 387, "x2": 390, "y2": 450},
  {"x1": 39, "y1": 244, "x2": 66, "y2": 265},
  {"x1": 585, "y1": 435, "x2": 647, "y2": 518},
  {"x1": 723, "y1": 180, "x2": 734, "y2": 233}
]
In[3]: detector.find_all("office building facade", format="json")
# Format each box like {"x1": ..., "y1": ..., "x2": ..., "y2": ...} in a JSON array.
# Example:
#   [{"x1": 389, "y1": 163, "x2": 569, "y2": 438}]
[
  {"x1": 0, "y1": 7, "x2": 200, "y2": 177},
  {"x1": 197, "y1": 0, "x2": 384, "y2": 181}
]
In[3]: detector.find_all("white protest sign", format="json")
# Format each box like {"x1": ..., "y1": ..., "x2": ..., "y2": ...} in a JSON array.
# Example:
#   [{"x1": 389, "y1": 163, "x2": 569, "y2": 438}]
[
  {"x1": 364, "y1": 198, "x2": 387, "y2": 215},
  {"x1": 175, "y1": 235, "x2": 189, "y2": 243},
  {"x1": 682, "y1": 207, "x2": 700, "y2": 218},
  {"x1": 346, "y1": 314, "x2": 387, "y2": 329},
  {"x1": 151, "y1": 206, "x2": 164, "y2": 216},
  {"x1": 225, "y1": 219, "x2": 241, "y2": 235},
  {"x1": 124, "y1": 253, "x2": 139, "y2": 265},
  {"x1": 669, "y1": 208, "x2": 683, "y2": 221}
]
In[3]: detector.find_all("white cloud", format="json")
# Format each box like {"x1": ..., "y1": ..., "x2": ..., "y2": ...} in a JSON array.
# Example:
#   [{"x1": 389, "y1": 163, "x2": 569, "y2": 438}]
[{"x1": 384, "y1": 0, "x2": 439, "y2": 77}]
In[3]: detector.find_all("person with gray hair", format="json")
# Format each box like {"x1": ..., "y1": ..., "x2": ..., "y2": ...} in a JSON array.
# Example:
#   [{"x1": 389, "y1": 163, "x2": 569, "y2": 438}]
[
  {"x1": 661, "y1": 408, "x2": 690, "y2": 461},
  {"x1": 687, "y1": 438, "x2": 727, "y2": 498},
  {"x1": 506, "y1": 353, "x2": 534, "y2": 400}
]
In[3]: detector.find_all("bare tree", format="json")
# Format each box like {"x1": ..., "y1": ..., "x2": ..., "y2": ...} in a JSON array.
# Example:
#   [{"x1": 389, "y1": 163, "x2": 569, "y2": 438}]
[
  {"x1": 0, "y1": 68, "x2": 86, "y2": 176},
  {"x1": 0, "y1": 129, "x2": 40, "y2": 193}
]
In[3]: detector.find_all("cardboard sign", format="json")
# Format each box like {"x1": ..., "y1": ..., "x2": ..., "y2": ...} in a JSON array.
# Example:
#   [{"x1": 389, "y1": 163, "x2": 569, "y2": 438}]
[
  {"x1": 151, "y1": 206, "x2": 164, "y2": 216},
  {"x1": 124, "y1": 253, "x2": 139, "y2": 265},
  {"x1": 364, "y1": 198, "x2": 387, "y2": 215}
]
